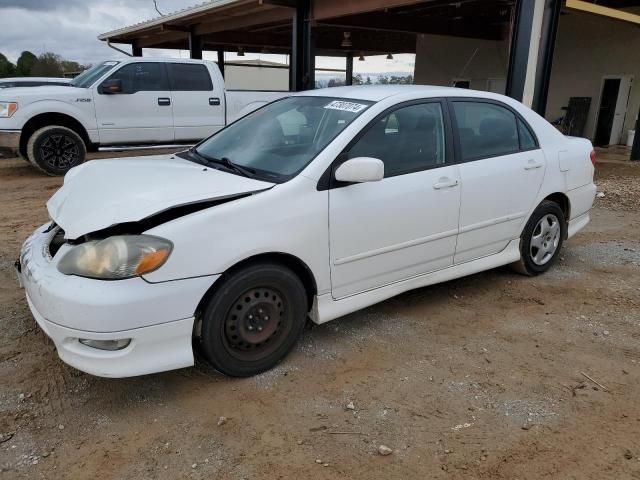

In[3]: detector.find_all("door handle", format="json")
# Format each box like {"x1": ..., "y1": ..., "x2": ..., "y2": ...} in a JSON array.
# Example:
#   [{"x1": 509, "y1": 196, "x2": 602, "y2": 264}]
[
  {"x1": 158, "y1": 97, "x2": 171, "y2": 106},
  {"x1": 524, "y1": 159, "x2": 543, "y2": 170},
  {"x1": 433, "y1": 178, "x2": 459, "y2": 190},
  {"x1": 209, "y1": 97, "x2": 221, "y2": 106}
]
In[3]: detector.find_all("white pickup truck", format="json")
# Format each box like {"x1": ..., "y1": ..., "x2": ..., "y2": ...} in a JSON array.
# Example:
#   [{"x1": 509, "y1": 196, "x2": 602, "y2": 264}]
[{"x1": 0, "y1": 58, "x2": 288, "y2": 175}]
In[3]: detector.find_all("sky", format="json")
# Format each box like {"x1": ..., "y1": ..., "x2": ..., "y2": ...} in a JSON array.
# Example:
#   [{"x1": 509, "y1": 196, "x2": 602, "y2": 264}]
[{"x1": 0, "y1": 0, "x2": 415, "y2": 75}]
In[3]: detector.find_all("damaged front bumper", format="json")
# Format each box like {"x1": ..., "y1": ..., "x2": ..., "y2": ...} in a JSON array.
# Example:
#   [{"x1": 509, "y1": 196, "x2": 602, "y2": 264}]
[{"x1": 17, "y1": 223, "x2": 219, "y2": 378}]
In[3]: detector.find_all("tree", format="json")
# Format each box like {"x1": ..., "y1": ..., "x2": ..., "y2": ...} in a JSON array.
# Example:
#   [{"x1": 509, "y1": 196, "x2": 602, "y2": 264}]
[
  {"x1": 61, "y1": 60, "x2": 85, "y2": 75},
  {"x1": 31, "y1": 52, "x2": 64, "y2": 77},
  {"x1": 15, "y1": 51, "x2": 37, "y2": 76},
  {"x1": 0, "y1": 53, "x2": 16, "y2": 78}
]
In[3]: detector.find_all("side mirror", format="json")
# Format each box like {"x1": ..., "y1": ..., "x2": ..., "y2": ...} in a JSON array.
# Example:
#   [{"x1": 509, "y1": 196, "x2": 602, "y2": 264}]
[
  {"x1": 334, "y1": 157, "x2": 384, "y2": 183},
  {"x1": 100, "y1": 79, "x2": 122, "y2": 94}
]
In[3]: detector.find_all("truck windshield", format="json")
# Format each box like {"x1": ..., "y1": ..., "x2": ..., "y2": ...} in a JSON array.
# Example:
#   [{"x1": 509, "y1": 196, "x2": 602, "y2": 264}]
[
  {"x1": 70, "y1": 61, "x2": 120, "y2": 88},
  {"x1": 193, "y1": 96, "x2": 372, "y2": 181}
]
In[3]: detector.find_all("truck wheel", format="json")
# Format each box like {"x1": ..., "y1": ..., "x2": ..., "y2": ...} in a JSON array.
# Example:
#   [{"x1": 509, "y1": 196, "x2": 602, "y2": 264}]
[
  {"x1": 197, "y1": 263, "x2": 307, "y2": 377},
  {"x1": 511, "y1": 200, "x2": 566, "y2": 276},
  {"x1": 26, "y1": 126, "x2": 86, "y2": 176}
]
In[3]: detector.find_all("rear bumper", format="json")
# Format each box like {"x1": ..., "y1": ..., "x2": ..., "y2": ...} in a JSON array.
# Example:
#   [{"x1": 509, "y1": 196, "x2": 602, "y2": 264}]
[{"x1": 0, "y1": 129, "x2": 20, "y2": 155}]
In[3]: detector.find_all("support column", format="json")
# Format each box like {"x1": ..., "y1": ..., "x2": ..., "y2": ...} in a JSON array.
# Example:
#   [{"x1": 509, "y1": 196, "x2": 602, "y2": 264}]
[
  {"x1": 531, "y1": 0, "x2": 562, "y2": 115},
  {"x1": 132, "y1": 44, "x2": 142, "y2": 57},
  {"x1": 345, "y1": 52, "x2": 353, "y2": 86},
  {"x1": 506, "y1": 0, "x2": 561, "y2": 115},
  {"x1": 505, "y1": 0, "x2": 539, "y2": 104},
  {"x1": 189, "y1": 31, "x2": 203, "y2": 59},
  {"x1": 217, "y1": 50, "x2": 225, "y2": 79},
  {"x1": 631, "y1": 111, "x2": 640, "y2": 161},
  {"x1": 291, "y1": 0, "x2": 314, "y2": 91}
]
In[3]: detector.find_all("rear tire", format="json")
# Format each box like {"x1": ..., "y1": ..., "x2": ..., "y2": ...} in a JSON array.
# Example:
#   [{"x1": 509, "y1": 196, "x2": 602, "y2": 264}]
[
  {"x1": 198, "y1": 263, "x2": 307, "y2": 377},
  {"x1": 26, "y1": 125, "x2": 86, "y2": 176},
  {"x1": 511, "y1": 200, "x2": 566, "y2": 276}
]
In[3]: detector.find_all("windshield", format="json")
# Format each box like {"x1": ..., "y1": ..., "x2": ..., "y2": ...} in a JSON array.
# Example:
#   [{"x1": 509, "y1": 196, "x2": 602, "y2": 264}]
[
  {"x1": 194, "y1": 96, "x2": 373, "y2": 181},
  {"x1": 70, "y1": 61, "x2": 120, "y2": 88}
]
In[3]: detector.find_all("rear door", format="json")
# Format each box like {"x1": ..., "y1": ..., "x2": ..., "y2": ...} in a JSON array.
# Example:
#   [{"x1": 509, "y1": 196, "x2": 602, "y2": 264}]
[
  {"x1": 93, "y1": 62, "x2": 174, "y2": 145},
  {"x1": 451, "y1": 99, "x2": 546, "y2": 263},
  {"x1": 168, "y1": 62, "x2": 225, "y2": 142}
]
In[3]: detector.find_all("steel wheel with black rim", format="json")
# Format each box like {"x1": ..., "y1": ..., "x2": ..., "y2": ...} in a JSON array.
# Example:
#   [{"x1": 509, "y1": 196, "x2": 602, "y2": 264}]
[
  {"x1": 26, "y1": 125, "x2": 87, "y2": 176},
  {"x1": 512, "y1": 200, "x2": 566, "y2": 276},
  {"x1": 197, "y1": 263, "x2": 307, "y2": 377}
]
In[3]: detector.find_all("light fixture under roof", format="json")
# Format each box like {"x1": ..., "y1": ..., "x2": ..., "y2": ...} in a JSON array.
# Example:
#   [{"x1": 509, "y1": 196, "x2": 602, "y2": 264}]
[
  {"x1": 358, "y1": 53, "x2": 365, "y2": 61},
  {"x1": 237, "y1": 46, "x2": 245, "y2": 56},
  {"x1": 386, "y1": 53, "x2": 393, "y2": 60},
  {"x1": 341, "y1": 32, "x2": 352, "y2": 48}
]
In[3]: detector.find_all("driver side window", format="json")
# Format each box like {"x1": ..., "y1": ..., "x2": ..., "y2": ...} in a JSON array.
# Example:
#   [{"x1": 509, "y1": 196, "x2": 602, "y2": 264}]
[
  {"x1": 102, "y1": 62, "x2": 168, "y2": 94},
  {"x1": 348, "y1": 102, "x2": 446, "y2": 177}
]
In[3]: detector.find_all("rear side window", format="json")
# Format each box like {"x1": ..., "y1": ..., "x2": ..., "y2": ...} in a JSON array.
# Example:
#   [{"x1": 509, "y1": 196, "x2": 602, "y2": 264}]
[
  {"x1": 452, "y1": 101, "x2": 519, "y2": 161},
  {"x1": 518, "y1": 118, "x2": 537, "y2": 150},
  {"x1": 104, "y1": 62, "x2": 169, "y2": 93},
  {"x1": 168, "y1": 63, "x2": 213, "y2": 91}
]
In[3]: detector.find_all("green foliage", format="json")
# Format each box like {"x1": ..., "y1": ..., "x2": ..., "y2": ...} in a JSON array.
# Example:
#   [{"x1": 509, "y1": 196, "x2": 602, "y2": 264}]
[
  {"x1": 0, "y1": 53, "x2": 16, "y2": 78},
  {"x1": 31, "y1": 52, "x2": 64, "y2": 77},
  {"x1": 15, "y1": 51, "x2": 37, "y2": 76}
]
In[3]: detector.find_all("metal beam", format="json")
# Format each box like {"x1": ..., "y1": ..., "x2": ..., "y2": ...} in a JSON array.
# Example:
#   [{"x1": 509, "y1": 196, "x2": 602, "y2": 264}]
[
  {"x1": 132, "y1": 44, "x2": 142, "y2": 57},
  {"x1": 189, "y1": 31, "x2": 203, "y2": 59},
  {"x1": 291, "y1": 0, "x2": 314, "y2": 91},
  {"x1": 217, "y1": 50, "x2": 225, "y2": 79},
  {"x1": 345, "y1": 52, "x2": 353, "y2": 86},
  {"x1": 313, "y1": 0, "x2": 424, "y2": 21}
]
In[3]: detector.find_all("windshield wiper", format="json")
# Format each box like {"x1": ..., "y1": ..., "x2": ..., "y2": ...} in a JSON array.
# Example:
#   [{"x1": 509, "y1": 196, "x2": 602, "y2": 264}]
[{"x1": 189, "y1": 148, "x2": 256, "y2": 178}]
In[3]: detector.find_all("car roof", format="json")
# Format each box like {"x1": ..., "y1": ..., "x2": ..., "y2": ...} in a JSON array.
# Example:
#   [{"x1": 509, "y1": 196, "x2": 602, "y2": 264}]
[{"x1": 296, "y1": 84, "x2": 508, "y2": 103}]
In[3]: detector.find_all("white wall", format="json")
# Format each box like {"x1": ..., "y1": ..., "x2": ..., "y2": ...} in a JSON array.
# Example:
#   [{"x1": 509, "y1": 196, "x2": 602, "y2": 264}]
[
  {"x1": 413, "y1": 33, "x2": 510, "y2": 93},
  {"x1": 546, "y1": 10, "x2": 640, "y2": 142}
]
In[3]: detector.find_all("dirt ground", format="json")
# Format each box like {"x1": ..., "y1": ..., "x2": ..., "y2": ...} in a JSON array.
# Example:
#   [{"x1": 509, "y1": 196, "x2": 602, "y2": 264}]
[{"x1": 0, "y1": 150, "x2": 639, "y2": 479}]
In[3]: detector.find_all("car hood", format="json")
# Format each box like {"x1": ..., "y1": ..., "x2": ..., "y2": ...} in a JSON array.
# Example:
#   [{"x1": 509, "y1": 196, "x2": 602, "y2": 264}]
[
  {"x1": 47, "y1": 154, "x2": 275, "y2": 239},
  {"x1": 0, "y1": 85, "x2": 81, "y2": 100}
]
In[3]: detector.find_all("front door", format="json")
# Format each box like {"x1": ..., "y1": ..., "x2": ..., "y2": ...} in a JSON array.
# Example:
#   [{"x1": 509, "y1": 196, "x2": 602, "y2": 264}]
[
  {"x1": 450, "y1": 100, "x2": 546, "y2": 263},
  {"x1": 93, "y1": 62, "x2": 174, "y2": 145},
  {"x1": 329, "y1": 101, "x2": 460, "y2": 299}
]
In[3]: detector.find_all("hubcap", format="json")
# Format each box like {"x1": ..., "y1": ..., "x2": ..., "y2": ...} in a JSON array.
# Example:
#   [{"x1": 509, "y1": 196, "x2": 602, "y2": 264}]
[
  {"x1": 530, "y1": 213, "x2": 561, "y2": 266},
  {"x1": 39, "y1": 134, "x2": 79, "y2": 170},
  {"x1": 224, "y1": 288, "x2": 285, "y2": 356}
]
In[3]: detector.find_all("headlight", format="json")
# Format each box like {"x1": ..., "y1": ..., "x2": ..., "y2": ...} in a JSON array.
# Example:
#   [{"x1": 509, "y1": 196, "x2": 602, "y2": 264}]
[
  {"x1": 0, "y1": 102, "x2": 18, "y2": 118},
  {"x1": 58, "y1": 235, "x2": 172, "y2": 280}
]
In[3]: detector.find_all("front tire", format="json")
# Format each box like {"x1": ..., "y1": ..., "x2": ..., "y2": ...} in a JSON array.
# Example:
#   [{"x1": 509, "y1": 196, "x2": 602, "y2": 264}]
[
  {"x1": 26, "y1": 125, "x2": 86, "y2": 176},
  {"x1": 198, "y1": 263, "x2": 307, "y2": 377},
  {"x1": 512, "y1": 200, "x2": 566, "y2": 276}
]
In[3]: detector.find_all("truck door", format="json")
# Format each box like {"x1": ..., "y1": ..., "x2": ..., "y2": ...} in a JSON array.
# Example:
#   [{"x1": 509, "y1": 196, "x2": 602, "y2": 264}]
[
  {"x1": 168, "y1": 62, "x2": 225, "y2": 142},
  {"x1": 93, "y1": 62, "x2": 174, "y2": 145}
]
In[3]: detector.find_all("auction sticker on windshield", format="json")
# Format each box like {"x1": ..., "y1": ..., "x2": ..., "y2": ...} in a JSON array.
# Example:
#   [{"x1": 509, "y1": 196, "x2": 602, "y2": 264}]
[{"x1": 324, "y1": 100, "x2": 368, "y2": 113}]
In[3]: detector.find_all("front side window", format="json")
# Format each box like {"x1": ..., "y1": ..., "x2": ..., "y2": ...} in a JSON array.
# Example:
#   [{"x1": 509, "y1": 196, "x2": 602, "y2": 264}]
[
  {"x1": 102, "y1": 62, "x2": 168, "y2": 94},
  {"x1": 348, "y1": 102, "x2": 446, "y2": 177},
  {"x1": 168, "y1": 63, "x2": 213, "y2": 91},
  {"x1": 71, "y1": 61, "x2": 119, "y2": 88},
  {"x1": 193, "y1": 96, "x2": 372, "y2": 180},
  {"x1": 453, "y1": 101, "x2": 519, "y2": 161}
]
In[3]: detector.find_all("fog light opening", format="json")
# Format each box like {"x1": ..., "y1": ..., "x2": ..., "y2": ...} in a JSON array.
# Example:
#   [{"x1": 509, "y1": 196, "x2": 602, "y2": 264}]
[{"x1": 79, "y1": 338, "x2": 131, "y2": 351}]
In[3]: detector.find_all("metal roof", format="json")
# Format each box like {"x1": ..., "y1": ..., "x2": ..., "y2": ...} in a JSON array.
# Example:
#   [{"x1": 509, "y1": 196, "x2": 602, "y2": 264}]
[{"x1": 98, "y1": 0, "x2": 244, "y2": 41}]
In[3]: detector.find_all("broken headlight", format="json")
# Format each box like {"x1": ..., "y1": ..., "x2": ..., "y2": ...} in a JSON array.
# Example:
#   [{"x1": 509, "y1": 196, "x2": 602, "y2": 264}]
[{"x1": 57, "y1": 235, "x2": 172, "y2": 280}]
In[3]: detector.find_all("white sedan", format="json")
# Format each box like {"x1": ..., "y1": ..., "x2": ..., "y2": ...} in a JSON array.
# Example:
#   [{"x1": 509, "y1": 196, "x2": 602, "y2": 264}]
[{"x1": 17, "y1": 85, "x2": 596, "y2": 378}]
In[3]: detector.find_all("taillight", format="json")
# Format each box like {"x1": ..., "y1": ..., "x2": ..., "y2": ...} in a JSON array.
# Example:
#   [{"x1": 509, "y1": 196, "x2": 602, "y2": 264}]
[{"x1": 590, "y1": 149, "x2": 596, "y2": 166}]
